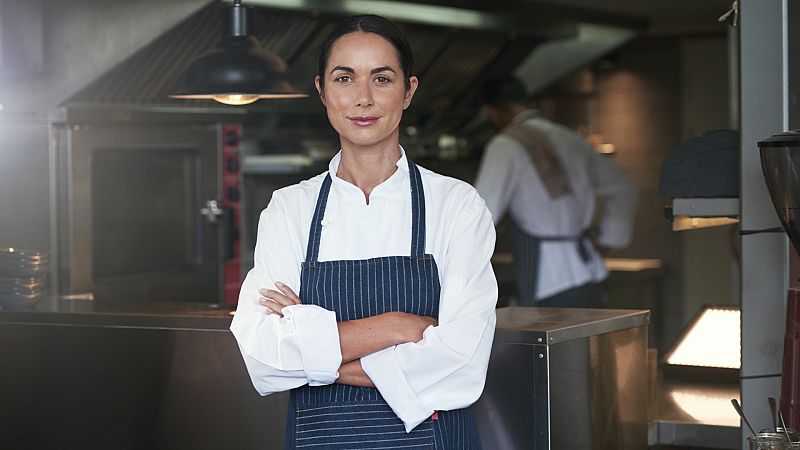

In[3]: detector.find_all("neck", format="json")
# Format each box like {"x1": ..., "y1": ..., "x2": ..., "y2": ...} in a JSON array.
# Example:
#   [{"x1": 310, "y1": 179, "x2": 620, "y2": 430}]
[{"x1": 337, "y1": 139, "x2": 402, "y2": 204}]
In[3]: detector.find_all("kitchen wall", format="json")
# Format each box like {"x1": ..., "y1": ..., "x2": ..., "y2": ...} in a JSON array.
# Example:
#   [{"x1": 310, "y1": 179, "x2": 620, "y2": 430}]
[
  {"x1": 587, "y1": 33, "x2": 734, "y2": 351},
  {"x1": 678, "y1": 35, "x2": 738, "y2": 324},
  {"x1": 589, "y1": 36, "x2": 684, "y2": 351}
]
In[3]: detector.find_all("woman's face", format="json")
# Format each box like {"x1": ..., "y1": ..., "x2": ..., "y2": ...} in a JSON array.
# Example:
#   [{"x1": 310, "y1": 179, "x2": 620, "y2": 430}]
[{"x1": 315, "y1": 32, "x2": 418, "y2": 150}]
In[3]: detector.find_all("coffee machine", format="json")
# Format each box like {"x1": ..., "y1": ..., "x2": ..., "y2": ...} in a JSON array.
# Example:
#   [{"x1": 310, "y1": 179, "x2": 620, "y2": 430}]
[{"x1": 759, "y1": 130, "x2": 800, "y2": 430}]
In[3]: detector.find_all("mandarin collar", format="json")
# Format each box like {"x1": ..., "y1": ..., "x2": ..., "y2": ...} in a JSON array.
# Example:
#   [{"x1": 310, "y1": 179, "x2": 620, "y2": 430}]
[{"x1": 327, "y1": 146, "x2": 410, "y2": 204}]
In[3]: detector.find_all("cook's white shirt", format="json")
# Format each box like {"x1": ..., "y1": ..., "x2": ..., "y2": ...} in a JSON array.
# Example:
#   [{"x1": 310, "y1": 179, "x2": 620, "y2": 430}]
[
  {"x1": 230, "y1": 148, "x2": 498, "y2": 432},
  {"x1": 474, "y1": 111, "x2": 637, "y2": 300}
]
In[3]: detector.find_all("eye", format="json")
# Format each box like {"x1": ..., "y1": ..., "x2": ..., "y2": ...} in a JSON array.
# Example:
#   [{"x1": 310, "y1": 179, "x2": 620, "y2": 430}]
[
  {"x1": 375, "y1": 75, "x2": 391, "y2": 84},
  {"x1": 334, "y1": 75, "x2": 353, "y2": 83}
]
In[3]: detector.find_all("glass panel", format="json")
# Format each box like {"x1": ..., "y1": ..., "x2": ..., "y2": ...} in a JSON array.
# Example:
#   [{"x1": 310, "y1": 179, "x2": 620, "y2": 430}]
[{"x1": 91, "y1": 147, "x2": 201, "y2": 280}]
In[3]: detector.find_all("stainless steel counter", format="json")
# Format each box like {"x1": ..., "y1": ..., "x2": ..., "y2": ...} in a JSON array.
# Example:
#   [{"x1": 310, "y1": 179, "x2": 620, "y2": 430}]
[
  {"x1": 0, "y1": 297, "x2": 234, "y2": 330},
  {"x1": 10, "y1": 303, "x2": 730, "y2": 449},
  {"x1": 493, "y1": 307, "x2": 740, "y2": 449},
  {"x1": 0, "y1": 300, "x2": 283, "y2": 450},
  {"x1": 493, "y1": 305, "x2": 649, "y2": 344},
  {"x1": 475, "y1": 307, "x2": 650, "y2": 449}
]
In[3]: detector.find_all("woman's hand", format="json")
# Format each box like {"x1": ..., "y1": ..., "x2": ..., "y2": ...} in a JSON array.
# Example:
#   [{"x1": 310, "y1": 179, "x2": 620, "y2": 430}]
[
  {"x1": 395, "y1": 312, "x2": 438, "y2": 343},
  {"x1": 258, "y1": 282, "x2": 301, "y2": 317}
]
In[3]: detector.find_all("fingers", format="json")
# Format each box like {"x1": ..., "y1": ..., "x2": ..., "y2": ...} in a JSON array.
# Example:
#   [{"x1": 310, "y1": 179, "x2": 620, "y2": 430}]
[
  {"x1": 258, "y1": 298, "x2": 285, "y2": 317},
  {"x1": 258, "y1": 282, "x2": 301, "y2": 316},
  {"x1": 258, "y1": 290, "x2": 291, "y2": 317},
  {"x1": 275, "y1": 282, "x2": 301, "y2": 304},
  {"x1": 259, "y1": 289, "x2": 295, "y2": 307}
]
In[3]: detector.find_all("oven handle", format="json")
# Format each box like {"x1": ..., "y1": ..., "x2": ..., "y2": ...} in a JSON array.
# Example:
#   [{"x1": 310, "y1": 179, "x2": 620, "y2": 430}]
[{"x1": 201, "y1": 200, "x2": 224, "y2": 224}]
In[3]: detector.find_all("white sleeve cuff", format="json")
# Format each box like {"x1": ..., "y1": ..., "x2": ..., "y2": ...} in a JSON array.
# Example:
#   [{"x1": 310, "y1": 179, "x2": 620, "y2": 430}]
[
  {"x1": 361, "y1": 346, "x2": 434, "y2": 432},
  {"x1": 282, "y1": 304, "x2": 342, "y2": 386}
]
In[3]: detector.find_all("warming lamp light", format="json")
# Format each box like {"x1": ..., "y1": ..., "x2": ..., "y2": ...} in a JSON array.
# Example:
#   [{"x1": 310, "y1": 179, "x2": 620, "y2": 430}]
[{"x1": 171, "y1": 0, "x2": 306, "y2": 105}]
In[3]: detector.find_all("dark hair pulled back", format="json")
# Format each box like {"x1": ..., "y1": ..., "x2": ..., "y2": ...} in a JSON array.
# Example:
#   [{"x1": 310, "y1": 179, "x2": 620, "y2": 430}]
[
  {"x1": 318, "y1": 14, "x2": 415, "y2": 91},
  {"x1": 479, "y1": 76, "x2": 529, "y2": 108}
]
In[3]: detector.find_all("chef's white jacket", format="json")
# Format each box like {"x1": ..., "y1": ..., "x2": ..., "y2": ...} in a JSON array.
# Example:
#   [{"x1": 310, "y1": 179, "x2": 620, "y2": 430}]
[
  {"x1": 474, "y1": 110, "x2": 637, "y2": 300},
  {"x1": 230, "y1": 149, "x2": 498, "y2": 432}
]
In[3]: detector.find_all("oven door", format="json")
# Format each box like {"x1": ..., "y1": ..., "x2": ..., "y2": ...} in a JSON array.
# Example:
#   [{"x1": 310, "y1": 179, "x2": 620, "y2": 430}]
[{"x1": 60, "y1": 124, "x2": 222, "y2": 304}]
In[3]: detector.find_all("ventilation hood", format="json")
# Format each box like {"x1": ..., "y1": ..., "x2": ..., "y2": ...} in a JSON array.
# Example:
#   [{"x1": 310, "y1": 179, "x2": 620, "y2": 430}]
[{"x1": 66, "y1": 1, "x2": 645, "y2": 134}]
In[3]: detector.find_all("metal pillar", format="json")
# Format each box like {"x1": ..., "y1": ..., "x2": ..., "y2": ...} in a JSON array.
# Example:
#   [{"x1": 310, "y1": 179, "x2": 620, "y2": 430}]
[{"x1": 739, "y1": 0, "x2": 799, "y2": 446}]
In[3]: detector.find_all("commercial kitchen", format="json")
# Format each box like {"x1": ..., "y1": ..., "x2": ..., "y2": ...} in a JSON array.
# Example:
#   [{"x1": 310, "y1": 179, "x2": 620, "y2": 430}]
[{"x1": 0, "y1": 1, "x2": 797, "y2": 449}]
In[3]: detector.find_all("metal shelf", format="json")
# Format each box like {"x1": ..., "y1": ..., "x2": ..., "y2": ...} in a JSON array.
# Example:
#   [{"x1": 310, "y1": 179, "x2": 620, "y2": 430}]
[
  {"x1": 671, "y1": 198, "x2": 739, "y2": 218},
  {"x1": 242, "y1": 154, "x2": 316, "y2": 175}
]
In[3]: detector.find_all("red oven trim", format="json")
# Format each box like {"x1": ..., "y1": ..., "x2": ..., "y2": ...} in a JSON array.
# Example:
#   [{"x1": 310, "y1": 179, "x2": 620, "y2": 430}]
[{"x1": 222, "y1": 124, "x2": 242, "y2": 305}]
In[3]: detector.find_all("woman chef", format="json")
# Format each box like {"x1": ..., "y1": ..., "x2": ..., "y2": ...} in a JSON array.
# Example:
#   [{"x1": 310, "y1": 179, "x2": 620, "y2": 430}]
[{"x1": 230, "y1": 14, "x2": 497, "y2": 449}]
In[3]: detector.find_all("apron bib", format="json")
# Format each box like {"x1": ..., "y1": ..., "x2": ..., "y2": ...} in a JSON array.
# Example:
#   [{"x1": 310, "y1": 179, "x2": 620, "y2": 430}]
[{"x1": 284, "y1": 159, "x2": 481, "y2": 449}]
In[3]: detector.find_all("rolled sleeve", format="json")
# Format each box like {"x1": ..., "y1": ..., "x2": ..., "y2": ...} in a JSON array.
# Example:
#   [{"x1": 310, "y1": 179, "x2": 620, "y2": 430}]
[
  {"x1": 283, "y1": 304, "x2": 342, "y2": 385},
  {"x1": 230, "y1": 195, "x2": 341, "y2": 394},
  {"x1": 361, "y1": 347, "x2": 434, "y2": 432}
]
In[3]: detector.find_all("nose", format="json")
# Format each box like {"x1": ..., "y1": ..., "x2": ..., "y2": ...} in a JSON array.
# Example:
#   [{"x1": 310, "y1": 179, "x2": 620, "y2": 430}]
[{"x1": 355, "y1": 81, "x2": 373, "y2": 108}]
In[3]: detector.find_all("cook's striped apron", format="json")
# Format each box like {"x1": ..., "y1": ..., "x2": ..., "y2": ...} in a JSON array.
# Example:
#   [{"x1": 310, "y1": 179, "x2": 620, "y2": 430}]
[{"x1": 285, "y1": 159, "x2": 481, "y2": 449}]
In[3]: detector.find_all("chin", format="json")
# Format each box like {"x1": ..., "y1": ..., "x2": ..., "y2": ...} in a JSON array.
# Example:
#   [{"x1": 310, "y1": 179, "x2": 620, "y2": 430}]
[
  {"x1": 343, "y1": 137, "x2": 389, "y2": 148},
  {"x1": 340, "y1": 127, "x2": 399, "y2": 147}
]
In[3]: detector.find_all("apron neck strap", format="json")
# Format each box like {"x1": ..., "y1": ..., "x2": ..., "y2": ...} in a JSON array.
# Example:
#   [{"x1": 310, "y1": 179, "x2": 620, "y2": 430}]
[
  {"x1": 407, "y1": 158, "x2": 426, "y2": 258},
  {"x1": 304, "y1": 158, "x2": 427, "y2": 263}
]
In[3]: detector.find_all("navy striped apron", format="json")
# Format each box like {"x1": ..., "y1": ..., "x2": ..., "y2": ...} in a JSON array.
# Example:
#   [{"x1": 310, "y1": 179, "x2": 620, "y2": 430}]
[
  {"x1": 510, "y1": 220, "x2": 592, "y2": 306},
  {"x1": 284, "y1": 159, "x2": 481, "y2": 449}
]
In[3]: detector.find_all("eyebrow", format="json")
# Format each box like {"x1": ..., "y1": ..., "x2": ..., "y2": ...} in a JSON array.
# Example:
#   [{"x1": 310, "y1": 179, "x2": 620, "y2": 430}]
[{"x1": 329, "y1": 65, "x2": 397, "y2": 75}]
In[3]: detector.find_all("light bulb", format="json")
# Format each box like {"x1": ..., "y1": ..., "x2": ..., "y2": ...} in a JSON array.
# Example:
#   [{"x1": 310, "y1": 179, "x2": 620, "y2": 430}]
[{"x1": 212, "y1": 94, "x2": 260, "y2": 105}]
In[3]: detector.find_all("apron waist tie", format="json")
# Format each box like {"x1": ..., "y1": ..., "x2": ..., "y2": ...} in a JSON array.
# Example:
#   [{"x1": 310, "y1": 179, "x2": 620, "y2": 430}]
[{"x1": 536, "y1": 228, "x2": 594, "y2": 263}]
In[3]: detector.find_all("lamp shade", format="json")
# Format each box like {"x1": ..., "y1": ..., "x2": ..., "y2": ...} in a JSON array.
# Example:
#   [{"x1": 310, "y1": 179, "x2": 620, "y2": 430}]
[{"x1": 171, "y1": 0, "x2": 306, "y2": 105}]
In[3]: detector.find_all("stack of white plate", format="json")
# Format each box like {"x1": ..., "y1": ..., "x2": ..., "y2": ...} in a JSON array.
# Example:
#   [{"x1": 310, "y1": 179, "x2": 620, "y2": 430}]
[{"x1": 0, "y1": 248, "x2": 49, "y2": 309}]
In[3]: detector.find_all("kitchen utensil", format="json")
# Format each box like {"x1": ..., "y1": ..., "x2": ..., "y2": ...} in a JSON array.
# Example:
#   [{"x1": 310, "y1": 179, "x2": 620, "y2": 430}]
[
  {"x1": 733, "y1": 398, "x2": 758, "y2": 437},
  {"x1": 781, "y1": 411, "x2": 795, "y2": 445},
  {"x1": 773, "y1": 397, "x2": 781, "y2": 430}
]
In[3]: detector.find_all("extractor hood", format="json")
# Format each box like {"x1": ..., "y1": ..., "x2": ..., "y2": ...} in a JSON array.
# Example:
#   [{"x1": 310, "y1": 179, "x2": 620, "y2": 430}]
[{"x1": 66, "y1": 1, "x2": 645, "y2": 135}]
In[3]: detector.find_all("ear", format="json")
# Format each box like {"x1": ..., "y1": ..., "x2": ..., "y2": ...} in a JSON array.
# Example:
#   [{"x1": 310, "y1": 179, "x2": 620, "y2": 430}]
[
  {"x1": 403, "y1": 76, "x2": 419, "y2": 110},
  {"x1": 314, "y1": 75, "x2": 326, "y2": 106}
]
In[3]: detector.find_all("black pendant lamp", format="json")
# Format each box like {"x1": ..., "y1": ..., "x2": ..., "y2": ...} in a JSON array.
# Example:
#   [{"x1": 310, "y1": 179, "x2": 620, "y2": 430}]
[{"x1": 171, "y1": 0, "x2": 307, "y2": 105}]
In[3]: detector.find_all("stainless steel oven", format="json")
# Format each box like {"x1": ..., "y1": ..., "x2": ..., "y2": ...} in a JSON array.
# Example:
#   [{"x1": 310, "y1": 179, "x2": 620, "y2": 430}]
[{"x1": 52, "y1": 109, "x2": 232, "y2": 305}]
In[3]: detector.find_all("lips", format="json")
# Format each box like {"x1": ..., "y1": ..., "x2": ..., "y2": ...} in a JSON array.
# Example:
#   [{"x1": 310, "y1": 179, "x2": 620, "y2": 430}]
[{"x1": 348, "y1": 116, "x2": 380, "y2": 126}]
